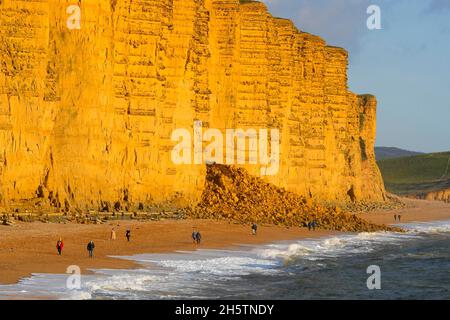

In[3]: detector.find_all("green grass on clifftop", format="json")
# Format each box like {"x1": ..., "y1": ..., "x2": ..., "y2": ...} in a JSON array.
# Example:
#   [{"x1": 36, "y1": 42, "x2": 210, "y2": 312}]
[{"x1": 377, "y1": 152, "x2": 450, "y2": 195}]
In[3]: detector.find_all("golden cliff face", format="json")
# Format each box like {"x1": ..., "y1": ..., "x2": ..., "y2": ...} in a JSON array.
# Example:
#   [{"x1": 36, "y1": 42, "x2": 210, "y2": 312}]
[{"x1": 0, "y1": 0, "x2": 385, "y2": 212}]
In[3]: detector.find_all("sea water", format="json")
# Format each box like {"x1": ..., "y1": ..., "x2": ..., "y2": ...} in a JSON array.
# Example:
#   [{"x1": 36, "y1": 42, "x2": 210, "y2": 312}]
[{"x1": 0, "y1": 220, "x2": 449, "y2": 300}]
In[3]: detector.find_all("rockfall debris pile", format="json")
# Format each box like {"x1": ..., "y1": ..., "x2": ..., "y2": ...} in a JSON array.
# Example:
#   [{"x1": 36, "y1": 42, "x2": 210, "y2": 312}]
[
  {"x1": 340, "y1": 193, "x2": 407, "y2": 213},
  {"x1": 188, "y1": 164, "x2": 401, "y2": 233}
]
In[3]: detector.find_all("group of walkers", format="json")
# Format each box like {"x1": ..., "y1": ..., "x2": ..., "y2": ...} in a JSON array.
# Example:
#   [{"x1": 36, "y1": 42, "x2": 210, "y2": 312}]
[
  {"x1": 55, "y1": 228, "x2": 132, "y2": 258},
  {"x1": 307, "y1": 220, "x2": 318, "y2": 231},
  {"x1": 192, "y1": 229, "x2": 202, "y2": 244},
  {"x1": 56, "y1": 238, "x2": 95, "y2": 257},
  {"x1": 55, "y1": 221, "x2": 322, "y2": 257},
  {"x1": 54, "y1": 211, "x2": 405, "y2": 259},
  {"x1": 110, "y1": 228, "x2": 131, "y2": 241}
]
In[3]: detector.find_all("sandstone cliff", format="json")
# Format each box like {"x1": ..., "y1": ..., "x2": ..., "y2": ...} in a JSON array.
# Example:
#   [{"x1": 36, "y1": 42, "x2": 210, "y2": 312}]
[
  {"x1": 0, "y1": 0, "x2": 385, "y2": 213},
  {"x1": 416, "y1": 187, "x2": 450, "y2": 203}
]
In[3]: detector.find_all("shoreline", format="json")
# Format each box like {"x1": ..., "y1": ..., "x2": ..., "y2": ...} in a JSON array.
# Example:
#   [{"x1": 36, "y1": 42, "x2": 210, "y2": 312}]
[{"x1": 1, "y1": 198, "x2": 450, "y2": 286}]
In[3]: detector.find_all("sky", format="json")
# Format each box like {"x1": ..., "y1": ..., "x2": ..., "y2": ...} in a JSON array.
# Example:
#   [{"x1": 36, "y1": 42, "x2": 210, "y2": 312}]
[{"x1": 261, "y1": 0, "x2": 450, "y2": 153}]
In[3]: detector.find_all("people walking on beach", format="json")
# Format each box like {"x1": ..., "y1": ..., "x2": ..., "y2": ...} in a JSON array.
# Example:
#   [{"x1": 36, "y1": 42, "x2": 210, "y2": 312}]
[
  {"x1": 87, "y1": 240, "x2": 95, "y2": 258},
  {"x1": 311, "y1": 220, "x2": 317, "y2": 231},
  {"x1": 111, "y1": 228, "x2": 116, "y2": 240},
  {"x1": 195, "y1": 231, "x2": 202, "y2": 244},
  {"x1": 252, "y1": 223, "x2": 258, "y2": 235},
  {"x1": 192, "y1": 229, "x2": 198, "y2": 244},
  {"x1": 125, "y1": 229, "x2": 131, "y2": 242},
  {"x1": 394, "y1": 214, "x2": 397, "y2": 221},
  {"x1": 398, "y1": 215, "x2": 402, "y2": 222},
  {"x1": 308, "y1": 222, "x2": 312, "y2": 231},
  {"x1": 56, "y1": 238, "x2": 64, "y2": 255}
]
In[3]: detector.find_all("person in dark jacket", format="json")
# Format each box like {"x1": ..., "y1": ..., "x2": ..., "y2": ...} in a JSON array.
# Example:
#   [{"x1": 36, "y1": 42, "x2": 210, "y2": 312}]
[
  {"x1": 87, "y1": 241, "x2": 95, "y2": 258},
  {"x1": 251, "y1": 223, "x2": 258, "y2": 235},
  {"x1": 195, "y1": 231, "x2": 202, "y2": 244},
  {"x1": 126, "y1": 229, "x2": 131, "y2": 242},
  {"x1": 192, "y1": 229, "x2": 198, "y2": 244},
  {"x1": 56, "y1": 238, "x2": 64, "y2": 255}
]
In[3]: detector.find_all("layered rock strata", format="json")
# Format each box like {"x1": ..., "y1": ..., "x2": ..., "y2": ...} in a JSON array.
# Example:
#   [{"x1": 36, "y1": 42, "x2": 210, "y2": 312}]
[{"x1": 0, "y1": 0, "x2": 385, "y2": 213}]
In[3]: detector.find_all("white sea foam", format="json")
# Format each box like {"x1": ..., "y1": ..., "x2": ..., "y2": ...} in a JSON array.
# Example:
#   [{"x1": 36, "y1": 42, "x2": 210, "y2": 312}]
[
  {"x1": 145, "y1": 256, "x2": 278, "y2": 276},
  {"x1": 65, "y1": 291, "x2": 92, "y2": 300},
  {"x1": 85, "y1": 273, "x2": 157, "y2": 292},
  {"x1": 400, "y1": 220, "x2": 450, "y2": 234},
  {"x1": 257, "y1": 220, "x2": 449, "y2": 263},
  {"x1": 258, "y1": 231, "x2": 411, "y2": 261}
]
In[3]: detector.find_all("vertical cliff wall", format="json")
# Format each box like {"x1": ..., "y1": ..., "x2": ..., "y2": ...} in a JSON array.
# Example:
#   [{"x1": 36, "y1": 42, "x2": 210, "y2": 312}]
[{"x1": 0, "y1": 0, "x2": 385, "y2": 212}]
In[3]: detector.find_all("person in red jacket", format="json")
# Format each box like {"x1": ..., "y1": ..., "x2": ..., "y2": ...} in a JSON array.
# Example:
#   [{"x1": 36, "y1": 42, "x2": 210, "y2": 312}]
[{"x1": 56, "y1": 238, "x2": 64, "y2": 255}]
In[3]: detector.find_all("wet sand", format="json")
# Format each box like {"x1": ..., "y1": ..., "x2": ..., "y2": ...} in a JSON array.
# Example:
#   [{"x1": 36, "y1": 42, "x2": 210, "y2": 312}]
[{"x1": 1, "y1": 198, "x2": 449, "y2": 285}]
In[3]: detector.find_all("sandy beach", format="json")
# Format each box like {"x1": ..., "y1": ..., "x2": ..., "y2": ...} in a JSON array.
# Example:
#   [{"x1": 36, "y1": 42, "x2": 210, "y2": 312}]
[
  {"x1": 1, "y1": 198, "x2": 449, "y2": 285},
  {"x1": 360, "y1": 198, "x2": 450, "y2": 224}
]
